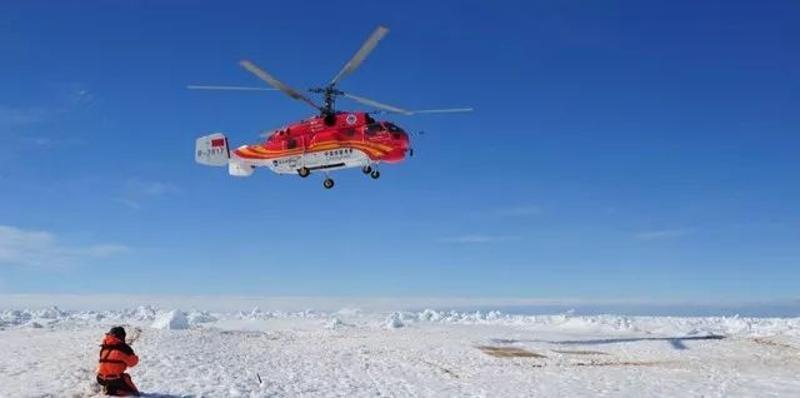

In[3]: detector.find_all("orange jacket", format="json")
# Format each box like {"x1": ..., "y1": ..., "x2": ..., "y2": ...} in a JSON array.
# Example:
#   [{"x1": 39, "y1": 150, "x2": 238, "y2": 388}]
[{"x1": 97, "y1": 334, "x2": 138, "y2": 377}]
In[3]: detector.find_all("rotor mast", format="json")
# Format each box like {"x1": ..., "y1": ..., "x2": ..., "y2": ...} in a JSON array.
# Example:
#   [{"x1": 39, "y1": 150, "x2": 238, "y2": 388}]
[{"x1": 308, "y1": 86, "x2": 344, "y2": 117}]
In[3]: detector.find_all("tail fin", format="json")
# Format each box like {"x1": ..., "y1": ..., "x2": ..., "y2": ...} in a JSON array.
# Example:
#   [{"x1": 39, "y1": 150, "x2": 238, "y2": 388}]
[{"x1": 195, "y1": 133, "x2": 229, "y2": 166}]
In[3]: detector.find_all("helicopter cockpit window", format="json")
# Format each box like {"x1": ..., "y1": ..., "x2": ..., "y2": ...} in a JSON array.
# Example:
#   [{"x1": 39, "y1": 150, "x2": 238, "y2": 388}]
[
  {"x1": 383, "y1": 122, "x2": 402, "y2": 132},
  {"x1": 366, "y1": 123, "x2": 382, "y2": 135},
  {"x1": 365, "y1": 114, "x2": 375, "y2": 124}
]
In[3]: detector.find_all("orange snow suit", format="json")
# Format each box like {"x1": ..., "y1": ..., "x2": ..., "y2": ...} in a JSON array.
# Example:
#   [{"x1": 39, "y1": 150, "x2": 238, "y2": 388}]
[{"x1": 96, "y1": 333, "x2": 139, "y2": 396}]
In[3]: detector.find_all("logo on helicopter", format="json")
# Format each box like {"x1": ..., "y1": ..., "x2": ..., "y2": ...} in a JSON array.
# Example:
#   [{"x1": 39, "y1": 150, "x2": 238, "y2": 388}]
[{"x1": 273, "y1": 156, "x2": 301, "y2": 168}]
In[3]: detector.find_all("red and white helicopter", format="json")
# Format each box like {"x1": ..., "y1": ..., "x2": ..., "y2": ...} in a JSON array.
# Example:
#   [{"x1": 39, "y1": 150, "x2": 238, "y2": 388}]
[{"x1": 192, "y1": 26, "x2": 472, "y2": 189}]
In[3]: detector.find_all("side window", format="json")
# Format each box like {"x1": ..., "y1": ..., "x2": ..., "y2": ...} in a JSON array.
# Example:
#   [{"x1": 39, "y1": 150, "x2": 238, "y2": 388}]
[
  {"x1": 366, "y1": 124, "x2": 381, "y2": 135},
  {"x1": 384, "y1": 122, "x2": 401, "y2": 132}
]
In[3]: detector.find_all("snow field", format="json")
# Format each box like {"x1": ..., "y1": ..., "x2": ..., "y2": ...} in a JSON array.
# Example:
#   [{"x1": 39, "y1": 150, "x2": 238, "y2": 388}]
[{"x1": 1, "y1": 307, "x2": 799, "y2": 397}]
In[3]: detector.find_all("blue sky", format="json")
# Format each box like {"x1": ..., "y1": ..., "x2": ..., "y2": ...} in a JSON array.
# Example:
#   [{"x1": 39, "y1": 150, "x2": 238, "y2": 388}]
[{"x1": 0, "y1": 1, "x2": 798, "y2": 300}]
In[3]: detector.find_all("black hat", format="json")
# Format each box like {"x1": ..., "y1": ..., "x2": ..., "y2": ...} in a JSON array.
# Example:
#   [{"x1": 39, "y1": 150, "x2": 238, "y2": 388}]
[{"x1": 109, "y1": 326, "x2": 126, "y2": 341}]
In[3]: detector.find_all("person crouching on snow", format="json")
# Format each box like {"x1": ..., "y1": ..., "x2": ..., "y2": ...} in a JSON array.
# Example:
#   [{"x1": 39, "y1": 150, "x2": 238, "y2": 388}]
[{"x1": 96, "y1": 326, "x2": 140, "y2": 396}]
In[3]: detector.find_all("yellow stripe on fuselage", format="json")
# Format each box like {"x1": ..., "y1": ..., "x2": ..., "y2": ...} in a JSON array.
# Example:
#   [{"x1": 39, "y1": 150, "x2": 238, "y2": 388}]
[{"x1": 236, "y1": 139, "x2": 392, "y2": 160}]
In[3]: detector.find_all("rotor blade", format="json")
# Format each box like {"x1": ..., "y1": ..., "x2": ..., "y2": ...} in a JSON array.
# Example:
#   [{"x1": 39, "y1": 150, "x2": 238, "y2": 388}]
[
  {"x1": 369, "y1": 107, "x2": 474, "y2": 115},
  {"x1": 239, "y1": 60, "x2": 321, "y2": 110},
  {"x1": 330, "y1": 26, "x2": 389, "y2": 86},
  {"x1": 407, "y1": 107, "x2": 474, "y2": 115},
  {"x1": 187, "y1": 85, "x2": 278, "y2": 91},
  {"x1": 343, "y1": 93, "x2": 411, "y2": 115}
]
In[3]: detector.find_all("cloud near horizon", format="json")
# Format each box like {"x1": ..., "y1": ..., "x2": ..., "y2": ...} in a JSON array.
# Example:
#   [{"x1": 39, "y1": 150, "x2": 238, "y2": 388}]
[{"x1": 0, "y1": 225, "x2": 129, "y2": 267}]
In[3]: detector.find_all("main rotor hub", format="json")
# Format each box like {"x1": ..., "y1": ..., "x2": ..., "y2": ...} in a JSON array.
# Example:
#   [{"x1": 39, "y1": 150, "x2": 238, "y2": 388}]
[{"x1": 309, "y1": 86, "x2": 345, "y2": 116}]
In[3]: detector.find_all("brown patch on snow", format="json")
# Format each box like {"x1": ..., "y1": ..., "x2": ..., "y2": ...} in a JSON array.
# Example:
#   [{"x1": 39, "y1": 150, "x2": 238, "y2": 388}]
[
  {"x1": 752, "y1": 337, "x2": 799, "y2": 351},
  {"x1": 571, "y1": 360, "x2": 668, "y2": 367},
  {"x1": 551, "y1": 349, "x2": 610, "y2": 356},
  {"x1": 477, "y1": 346, "x2": 547, "y2": 358}
]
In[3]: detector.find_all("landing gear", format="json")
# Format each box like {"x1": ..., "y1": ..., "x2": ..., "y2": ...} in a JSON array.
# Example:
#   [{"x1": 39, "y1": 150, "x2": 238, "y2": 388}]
[
  {"x1": 297, "y1": 167, "x2": 310, "y2": 178},
  {"x1": 323, "y1": 178, "x2": 335, "y2": 189},
  {"x1": 364, "y1": 165, "x2": 380, "y2": 179}
]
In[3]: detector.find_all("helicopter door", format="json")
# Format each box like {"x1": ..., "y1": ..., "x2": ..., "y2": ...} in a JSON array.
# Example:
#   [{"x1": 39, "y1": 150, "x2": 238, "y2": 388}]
[{"x1": 284, "y1": 137, "x2": 298, "y2": 151}]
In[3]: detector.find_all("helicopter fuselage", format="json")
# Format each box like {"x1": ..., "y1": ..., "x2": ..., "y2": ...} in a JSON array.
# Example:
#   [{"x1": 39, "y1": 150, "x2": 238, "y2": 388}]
[{"x1": 232, "y1": 112, "x2": 409, "y2": 176}]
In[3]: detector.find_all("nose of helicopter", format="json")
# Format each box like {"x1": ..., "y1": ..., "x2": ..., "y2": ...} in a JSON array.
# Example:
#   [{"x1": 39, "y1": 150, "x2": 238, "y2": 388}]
[
  {"x1": 384, "y1": 129, "x2": 411, "y2": 162},
  {"x1": 396, "y1": 130, "x2": 410, "y2": 148}
]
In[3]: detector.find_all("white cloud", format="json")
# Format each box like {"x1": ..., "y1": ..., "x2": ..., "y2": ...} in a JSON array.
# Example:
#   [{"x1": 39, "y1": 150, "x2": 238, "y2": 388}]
[
  {"x1": 116, "y1": 179, "x2": 180, "y2": 209},
  {"x1": 0, "y1": 225, "x2": 129, "y2": 267},
  {"x1": 441, "y1": 234, "x2": 518, "y2": 244},
  {"x1": 635, "y1": 229, "x2": 691, "y2": 241}
]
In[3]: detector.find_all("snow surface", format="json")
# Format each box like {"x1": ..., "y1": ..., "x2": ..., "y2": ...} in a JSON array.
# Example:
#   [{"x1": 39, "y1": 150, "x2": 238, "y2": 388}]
[
  {"x1": 1, "y1": 306, "x2": 799, "y2": 397},
  {"x1": 151, "y1": 310, "x2": 190, "y2": 330}
]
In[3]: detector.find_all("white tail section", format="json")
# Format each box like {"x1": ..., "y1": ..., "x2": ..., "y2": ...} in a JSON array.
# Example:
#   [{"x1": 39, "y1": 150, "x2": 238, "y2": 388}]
[
  {"x1": 228, "y1": 160, "x2": 254, "y2": 177},
  {"x1": 195, "y1": 133, "x2": 229, "y2": 166}
]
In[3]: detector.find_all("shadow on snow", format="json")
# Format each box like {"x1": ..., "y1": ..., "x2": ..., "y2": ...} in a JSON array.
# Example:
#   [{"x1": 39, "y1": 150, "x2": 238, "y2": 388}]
[{"x1": 491, "y1": 335, "x2": 726, "y2": 350}]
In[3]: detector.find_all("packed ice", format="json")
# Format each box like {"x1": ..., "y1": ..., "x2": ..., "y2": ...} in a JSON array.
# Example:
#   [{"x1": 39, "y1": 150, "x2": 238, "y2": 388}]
[{"x1": 2, "y1": 304, "x2": 799, "y2": 397}]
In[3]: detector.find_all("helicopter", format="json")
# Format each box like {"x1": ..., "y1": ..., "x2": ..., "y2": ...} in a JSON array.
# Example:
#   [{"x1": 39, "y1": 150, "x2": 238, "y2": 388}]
[{"x1": 192, "y1": 26, "x2": 472, "y2": 189}]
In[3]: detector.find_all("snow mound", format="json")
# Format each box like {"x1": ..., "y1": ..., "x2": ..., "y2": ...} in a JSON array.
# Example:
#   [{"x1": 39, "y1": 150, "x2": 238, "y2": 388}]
[
  {"x1": 186, "y1": 310, "x2": 217, "y2": 325},
  {"x1": 385, "y1": 312, "x2": 405, "y2": 329},
  {"x1": 400, "y1": 310, "x2": 800, "y2": 337},
  {"x1": 249, "y1": 307, "x2": 264, "y2": 318},
  {"x1": 151, "y1": 310, "x2": 190, "y2": 330},
  {"x1": 1, "y1": 310, "x2": 32, "y2": 326},
  {"x1": 418, "y1": 309, "x2": 442, "y2": 322},
  {"x1": 336, "y1": 307, "x2": 363, "y2": 316},
  {"x1": 325, "y1": 317, "x2": 346, "y2": 330},
  {"x1": 132, "y1": 305, "x2": 158, "y2": 321},
  {"x1": 35, "y1": 306, "x2": 65, "y2": 319}
]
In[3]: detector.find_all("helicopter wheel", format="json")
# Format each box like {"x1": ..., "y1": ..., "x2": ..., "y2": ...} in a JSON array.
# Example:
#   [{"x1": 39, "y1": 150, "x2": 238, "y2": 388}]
[
  {"x1": 370, "y1": 170, "x2": 381, "y2": 180},
  {"x1": 362, "y1": 165, "x2": 372, "y2": 174},
  {"x1": 297, "y1": 167, "x2": 310, "y2": 178},
  {"x1": 323, "y1": 178, "x2": 335, "y2": 189}
]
